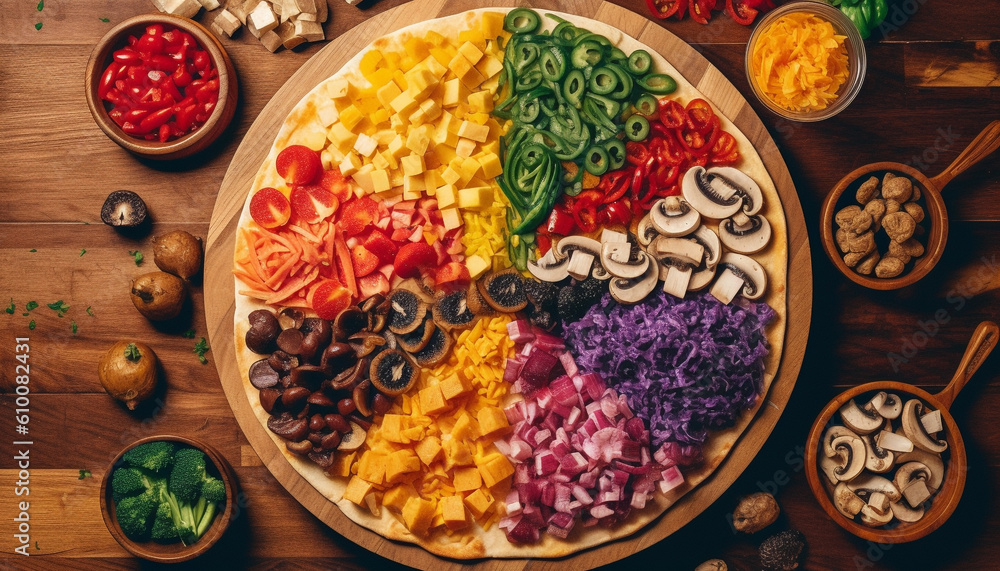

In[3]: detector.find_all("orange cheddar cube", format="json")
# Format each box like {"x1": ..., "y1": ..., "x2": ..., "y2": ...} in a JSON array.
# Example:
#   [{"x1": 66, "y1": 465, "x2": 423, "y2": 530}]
[
  {"x1": 477, "y1": 406, "x2": 509, "y2": 437},
  {"x1": 418, "y1": 384, "x2": 449, "y2": 416},
  {"x1": 440, "y1": 495, "x2": 469, "y2": 530},
  {"x1": 383, "y1": 483, "x2": 416, "y2": 513},
  {"x1": 440, "y1": 373, "x2": 471, "y2": 401},
  {"x1": 328, "y1": 450, "x2": 357, "y2": 478},
  {"x1": 402, "y1": 496, "x2": 437, "y2": 534},
  {"x1": 451, "y1": 411, "x2": 479, "y2": 441},
  {"x1": 414, "y1": 435, "x2": 443, "y2": 466},
  {"x1": 343, "y1": 476, "x2": 373, "y2": 506},
  {"x1": 386, "y1": 449, "x2": 421, "y2": 483},
  {"x1": 452, "y1": 465, "x2": 482, "y2": 492},
  {"x1": 477, "y1": 453, "x2": 514, "y2": 488},
  {"x1": 357, "y1": 450, "x2": 386, "y2": 485},
  {"x1": 463, "y1": 488, "x2": 493, "y2": 519}
]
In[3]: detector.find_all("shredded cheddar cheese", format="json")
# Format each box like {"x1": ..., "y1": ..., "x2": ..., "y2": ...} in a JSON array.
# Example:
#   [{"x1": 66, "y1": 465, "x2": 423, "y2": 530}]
[
  {"x1": 349, "y1": 315, "x2": 515, "y2": 535},
  {"x1": 751, "y1": 12, "x2": 850, "y2": 112}
]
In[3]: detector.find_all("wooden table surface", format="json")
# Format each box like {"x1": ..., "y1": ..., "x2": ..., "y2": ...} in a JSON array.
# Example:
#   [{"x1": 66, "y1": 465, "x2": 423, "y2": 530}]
[{"x1": 1, "y1": 1, "x2": 998, "y2": 569}]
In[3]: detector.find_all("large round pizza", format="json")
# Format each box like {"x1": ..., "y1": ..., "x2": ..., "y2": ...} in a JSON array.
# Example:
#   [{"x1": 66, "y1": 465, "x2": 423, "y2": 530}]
[{"x1": 230, "y1": 8, "x2": 787, "y2": 559}]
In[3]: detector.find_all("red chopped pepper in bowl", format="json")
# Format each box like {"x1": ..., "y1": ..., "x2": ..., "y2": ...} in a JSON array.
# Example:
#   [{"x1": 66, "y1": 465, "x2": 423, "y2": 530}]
[{"x1": 85, "y1": 14, "x2": 237, "y2": 160}]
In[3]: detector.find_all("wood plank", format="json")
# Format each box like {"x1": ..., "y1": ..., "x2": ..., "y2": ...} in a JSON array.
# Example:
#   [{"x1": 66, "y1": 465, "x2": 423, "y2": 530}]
[{"x1": 905, "y1": 41, "x2": 1000, "y2": 87}]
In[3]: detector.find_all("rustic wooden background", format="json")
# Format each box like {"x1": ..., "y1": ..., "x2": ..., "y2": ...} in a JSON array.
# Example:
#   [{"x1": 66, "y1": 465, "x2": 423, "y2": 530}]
[{"x1": 1, "y1": 0, "x2": 998, "y2": 569}]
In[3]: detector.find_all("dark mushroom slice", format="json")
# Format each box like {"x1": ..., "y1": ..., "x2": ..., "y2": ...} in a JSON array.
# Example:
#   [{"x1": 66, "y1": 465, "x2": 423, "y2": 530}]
[
  {"x1": 478, "y1": 268, "x2": 528, "y2": 313},
  {"x1": 281, "y1": 385, "x2": 312, "y2": 408},
  {"x1": 101, "y1": 190, "x2": 148, "y2": 227},
  {"x1": 432, "y1": 289, "x2": 478, "y2": 332},
  {"x1": 268, "y1": 350, "x2": 299, "y2": 373},
  {"x1": 288, "y1": 364, "x2": 326, "y2": 389},
  {"x1": 285, "y1": 439, "x2": 314, "y2": 455},
  {"x1": 249, "y1": 358, "x2": 280, "y2": 389},
  {"x1": 333, "y1": 306, "x2": 367, "y2": 341},
  {"x1": 348, "y1": 331, "x2": 387, "y2": 357},
  {"x1": 396, "y1": 277, "x2": 435, "y2": 302},
  {"x1": 410, "y1": 327, "x2": 454, "y2": 368},
  {"x1": 245, "y1": 309, "x2": 280, "y2": 354},
  {"x1": 267, "y1": 412, "x2": 310, "y2": 442},
  {"x1": 337, "y1": 421, "x2": 367, "y2": 452},
  {"x1": 278, "y1": 308, "x2": 305, "y2": 331},
  {"x1": 299, "y1": 318, "x2": 332, "y2": 362},
  {"x1": 276, "y1": 328, "x2": 306, "y2": 356},
  {"x1": 369, "y1": 349, "x2": 418, "y2": 396},
  {"x1": 360, "y1": 293, "x2": 386, "y2": 314},
  {"x1": 386, "y1": 289, "x2": 429, "y2": 334},
  {"x1": 396, "y1": 316, "x2": 436, "y2": 353},
  {"x1": 320, "y1": 342, "x2": 356, "y2": 377},
  {"x1": 353, "y1": 379, "x2": 374, "y2": 417},
  {"x1": 306, "y1": 390, "x2": 337, "y2": 408},
  {"x1": 329, "y1": 356, "x2": 368, "y2": 390},
  {"x1": 259, "y1": 387, "x2": 283, "y2": 413},
  {"x1": 465, "y1": 279, "x2": 495, "y2": 316},
  {"x1": 307, "y1": 449, "x2": 337, "y2": 468}
]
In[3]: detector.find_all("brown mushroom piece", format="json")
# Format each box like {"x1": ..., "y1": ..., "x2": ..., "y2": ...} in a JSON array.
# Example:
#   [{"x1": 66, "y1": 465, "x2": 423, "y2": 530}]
[
  {"x1": 329, "y1": 356, "x2": 368, "y2": 390},
  {"x1": 369, "y1": 349, "x2": 418, "y2": 396},
  {"x1": 386, "y1": 289, "x2": 429, "y2": 334},
  {"x1": 267, "y1": 412, "x2": 310, "y2": 442},
  {"x1": 299, "y1": 317, "x2": 332, "y2": 362},
  {"x1": 246, "y1": 309, "x2": 281, "y2": 354},
  {"x1": 333, "y1": 306, "x2": 368, "y2": 341},
  {"x1": 838, "y1": 399, "x2": 884, "y2": 434},
  {"x1": 259, "y1": 387, "x2": 283, "y2": 413},
  {"x1": 830, "y1": 433, "x2": 867, "y2": 481},
  {"x1": 337, "y1": 421, "x2": 367, "y2": 452},
  {"x1": 901, "y1": 399, "x2": 947, "y2": 453},
  {"x1": 602, "y1": 241, "x2": 650, "y2": 279},
  {"x1": 895, "y1": 447, "x2": 945, "y2": 492},
  {"x1": 860, "y1": 503, "x2": 894, "y2": 527},
  {"x1": 856, "y1": 176, "x2": 880, "y2": 204},
  {"x1": 432, "y1": 289, "x2": 478, "y2": 332},
  {"x1": 732, "y1": 492, "x2": 780, "y2": 534},
  {"x1": 636, "y1": 214, "x2": 658, "y2": 247},
  {"x1": 410, "y1": 327, "x2": 454, "y2": 368},
  {"x1": 835, "y1": 205, "x2": 863, "y2": 228},
  {"x1": 686, "y1": 226, "x2": 722, "y2": 292},
  {"x1": 276, "y1": 328, "x2": 306, "y2": 356},
  {"x1": 348, "y1": 331, "x2": 387, "y2": 358},
  {"x1": 320, "y1": 342, "x2": 356, "y2": 377},
  {"x1": 396, "y1": 317, "x2": 436, "y2": 352},
  {"x1": 833, "y1": 482, "x2": 866, "y2": 518},
  {"x1": 863, "y1": 435, "x2": 895, "y2": 473},
  {"x1": 278, "y1": 307, "x2": 305, "y2": 330},
  {"x1": 353, "y1": 379, "x2": 374, "y2": 417},
  {"x1": 478, "y1": 268, "x2": 528, "y2": 313},
  {"x1": 249, "y1": 358, "x2": 280, "y2": 389},
  {"x1": 847, "y1": 474, "x2": 902, "y2": 503}
]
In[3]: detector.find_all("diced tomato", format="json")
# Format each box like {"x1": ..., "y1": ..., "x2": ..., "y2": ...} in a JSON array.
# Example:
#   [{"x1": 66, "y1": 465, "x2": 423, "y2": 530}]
[
  {"x1": 275, "y1": 145, "x2": 322, "y2": 186},
  {"x1": 311, "y1": 279, "x2": 352, "y2": 320},
  {"x1": 290, "y1": 185, "x2": 339, "y2": 224},
  {"x1": 434, "y1": 261, "x2": 471, "y2": 292},
  {"x1": 317, "y1": 169, "x2": 354, "y2": 203},
  {"x1": 393, "y1": 242, "x2": 436, "y2": 279},
  {"x1": 249, "y1": 187, "x2": 291, "y2": 229},
  {"x1": 358, "y1": 273, "x2": 390, "y2": 299},
  {"x1": 339, "y1": 196, "x2": 378, "y2": 237},
  {"x1": 362, "y1": 229, "x2": 398, "y2": 264},
  {"x1": 350, "y1": 244, "x2": 380, "y2": 278}
]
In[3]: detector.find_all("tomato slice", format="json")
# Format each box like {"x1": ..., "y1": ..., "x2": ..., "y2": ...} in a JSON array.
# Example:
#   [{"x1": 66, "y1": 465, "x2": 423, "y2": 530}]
[
  {"x1": 725, "y1": 0, "x2": 759, "y2": 25},
  {"x1": 393, "y1": 242, "x2": 437, "y2": 279},
  {"x1": 350, "y1": 244, "x2": 380, "y2": 278},
  {"x1": 318, "y1": 169, "x2": 353, "y2": 203},
  {"x1": 658, "y1": 99, "x2": 686, "y2": 130},
  {"x1": 645, "y1": 0, "x2": 682, "y2": 19},
  {"x1": 276, "y1": 145, "x2": 322, "y2": 186},
  {"x1": 684, "y1": 99, "x2": 715, "y2": 134},
  {"x1": 311, "y1": 279, "x2": 351, "y2": 320},
  {"x1": 249, "y1": 187, "x2": 291, "y2": 229},
  {"x1": 625, "y1": 141, "x2": 650, "y2": 166},
  {"x1": 290, "y1": 185, "x2": 339, "y2": 224},
  {"x1": 339, "y1": 196, "x2": 379, "y2": 237},
  {"x1": 689, "y1": 0, "x2": 716, "y2": 24}
]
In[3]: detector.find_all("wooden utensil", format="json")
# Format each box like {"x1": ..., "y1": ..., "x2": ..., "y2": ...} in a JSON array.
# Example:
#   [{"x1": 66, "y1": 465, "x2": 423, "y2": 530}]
[
  {"x1": 84, "y1": 14, "x2": 238, "y2": 160},
  {"x1": 820, "y1": 120, "x2": 1000, "y2": 289},
  {"x1": 805, "y1": 320, "x2": 999, "y2": 543},
  {"x1": 100, "y1": 435, "x2": 238, "y2": 562}
]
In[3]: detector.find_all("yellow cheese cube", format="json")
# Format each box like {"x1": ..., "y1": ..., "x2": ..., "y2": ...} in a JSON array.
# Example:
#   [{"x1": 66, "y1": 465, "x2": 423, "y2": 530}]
[
  {"x1": 317, "y1": 102, "x2": 339, "y2": 128},
  {"x1": 480, "y1": 12, "x2": 505, "y2": 39},
  {"x1": 387, "y1": 134, "x2": 407, "y2": 159},
  {"x1": 429, "y1": 46, "x2": 456, "y2": 67},
  {"x1": 403, "y1": 174, "x2": 426, "y2": 194},
  {"x1": 457, "y1": 121, "x2": 490, "y2": 143},
  {"x1": 414, "y1": 435, "x2": 442, "y2": 466},
  {"x1": 440, "y1": 207, "x2": 463, "y2": 230},
  {"x1": 440, "y1": 372, "x2": 470, "y2": 400},
  {"x1": 457, "y1": 186, "x2": 493, "y2": 209},
  {"x1": 383, "y1": 483, "x2": 416, "y2": 513},
  {"x1": 440, "y1": 167, "x2": 462, "y2": 187},
  {"x1": 392, "y1": 69, "x2": 408, "y2": 91},
  {"x1": 401, "y1": 154, "x2": 425, "y2": 177},
  {"x1": 480, "y1": 73, "x2": 500, "y2": 95},
  {"x1": 351, "y1": 164, "x2": 376, "y2": 195},
  {"x1": 457, "y1": 41, "x2": 484, "y2": 65},
  {"x1": 436, "y1": 184, "x2": 458, "y2": 208},
  {"x1": 418, "y1": 384, "x2": 448, "y2": 415},
  {"x1": 339, "y1": 104, "x2": 364, "y2": 131},
  {"x1": 456, "y1": 157, "x2": 480, "y2": 184},
  {"x1": 353, "y1": 133, "x2": 378, "y2": 157},
  {"x1": 386, "y1": 449, "x2": 421, "y2": 483},
  {"x1": 452, "y1": 411, "x2": 479, "y2": 441},
  {"x1": 458, "y1": 29, "x2": 486, "y2": 51},
  {"x1": 404, "y1": 36, "x2": 430, "y2": 61},
  {"x1": 342, "y1": 476, "x2": 373, "y2": 506},
  {"x1": 448, "y1": 53, "x2": 474, "y2": 82},
  {"x1": 408, "y1": 107, "x2": 428, "y2": 128},
  {"x1": 326, "y1": 76, "x2": 352, "y2": 100},
  {"x1": 389, "y1": 91, "x2": 418, "y2": 115},
  {"x1": 327, "y1": 450, "x2": 356, "y2": 478},
  {"x1": 465, "y1": 255, "x2": 490, "y2": 279},
  {"x1": 477, "y1": 453, "x2": 515, "y2": 488},
  {"x1": 457, "y1": 65, "x2": 486, "y2": 90},
  {"x1": 463, "y1": 488, "x2": 493, "y2": 519},
  {"x1": 420, "y1": 55, "x2": 448, "y2": 78},
  {"x1": 405, "y1": 125, "x2": 431, "y2": 155},
  {"x1": 440, "y1": 495, "x2": 468, "y2": 530},
  {"x1": 443, "y1": 437, "x2": 474, "y2": 469},
  {"x1": 477, "y1": 406, "x2": 509, "y2": 436},
  {"x1": 371, "y1": 152, "x2": 390, "y2": 171},
  {"x1": 371, "y1": 108, "x2": 390, "y2": 127},
  {"x1": 327, "y1": 122, "x2": 357, "y2": 153},
  {"x1": 423, "y1": 169, "x2": 443, "y2": 190},
  {"x1": 379, "y1": 149, "x2": 399, "y2": 170},
  {"x1": 390, "y1": 113, "x2": 408, "y2": 133},
  {"x1": 402, "y1": 497, "x2": 437, "y2": 534},
  {"x1": 419, "y1": 98, "x2": 442, "y2": 122},
  {"x1": 452, "y1": 466, "x2": 483, "y2": 493},
  {"x1": 376, "y1": 82, "x2": 403, "y2": 109},
  {"x1": 357, "y1": 451, "x2": 386, "y2": 485},
  {"x1": 365, "y1": 67, "x2": 395, "y2": 90},
  {"x1": 434, "y1": 144, "x2": 458, "y2": 165},
  {"x1": 441, "y1": 78, "x2": 462, "y2": 108},
  {"x1": 477, "y1": 152, "x2": 502, "y2": 180},
  {"x1": 406, "y1": 68, "x2": 440, "y2": 100},
  {"x1": 359, "y1": 50, "x2": 384, "y2": 77},
  {"x1": 467, "y1": 91, "x2": 494, "y2": 114},
  {"x1": 425, "y1": 30, "x2": 446, "y2": 47},
  {"x1": 379, "y1": 414, "x2": 409, "y2": 443},
  {"x1": 475, "y1": 55, "x2": 504, "y2": 80},
  {"x1": 455, "y1": 137, "x2": 477, "y2": 158},
  {"x1": 339, "y1": 152, "x2": 362, "y2": 177}
]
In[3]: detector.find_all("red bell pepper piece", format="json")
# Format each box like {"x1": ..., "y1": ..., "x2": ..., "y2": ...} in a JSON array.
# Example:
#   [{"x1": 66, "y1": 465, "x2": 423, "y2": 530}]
[{"x1": 544, "y1": 206, "x2": 575, "y2": 236}]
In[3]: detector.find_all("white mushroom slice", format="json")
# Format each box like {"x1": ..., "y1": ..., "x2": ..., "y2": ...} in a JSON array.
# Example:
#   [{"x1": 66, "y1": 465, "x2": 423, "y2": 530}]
[
  {"x1": 707, "y1": 166, "x2": 764, "y2": 225},
  {"x1": 823, "y1": 425, "x2": 860, "y2": 458},
  {"x1": 920, "y1": 409, "x2": 943, "y2": 434},
  {"x1": 868, "y1": 491, "x2": 890, "y2": 515},
  {"x1": 820, "y1": 453, "x2": 845, "y2": 485},
  {"x1": 896, "y1": 447, "x2": 945, "y2": 492},
  {"x1": 864, "y1": 435, "x2": 895, "y2": 474},
  {"x1": 890, "y1": 500, "x2": 925, "y2": 522},
  {"x1": 902, "y1": 479, "x2": 931, "y2": 508},
  {"x1": 603, "y1": 241, "x2": 632, "y2": 264},
  {"x1": 554, "y1": 235, "x2": 601, "y2": 261},
  {"x1": 833, "y1": 482, "x2": 866, "y2": 518},
  {"x1": 527, "y1": 249, "x2": 570, "y2": 282},
  {"x1": 601, "y1": 242, "x2": 649, "y2": 279},
  {"x1": 636, "y1": 214, "x2": 658, "y2": 247},
  {"x1": 650, "y1": 236, "x2": 705, "y2": 298},
  {"x1": 876, "y1": 430, "x2": 913, "y2": 453},
  {"x1": 839, "y1": 399, "x2": 884, "y2": 435},
  {"x1": 848, "y1": 474, "x2": 902, "y2": 503},
  {"x1": 719, "y1": 214, "x2": 771, "y2": 255},
  {"x1": 860, "y1": 504, "x2": 894, "y2": 527},
  {"x1": 877, "y1": 393, "x2": 903, "y2": 419},
  {"x1": 567, "y1": 250, "x2": 596, "y2": 281},
  {"x1": 608, "y1": 252, "x2": 657, "y2": 304},
  {"x1": 687, "y1": 226, "x2": 722, "y2": 292},
  {"x1": 901, "y1": 399, "x2": 947, "y2": 453},
  {"x1": 590, "y1": 265, "x2": 612, "y2": 281},
  {"x1": 600, "y1": 228, "x2": 628, "y2": 244},
  {"x1": 867, "y1": 391, "x2": 888, "y2": 412},
  {"x1": 709, "y1": 253, "x2": 767, "y2": 304},
  {"x1": 832, "y1": 434, "x2": 867, "y2": 481},
  {"x1": 650, "y1": 196, "x2": 701, "y2": 237},
  {"x1": 682, "y1": 166, "x2": 744, "y2": 220},
  {"x1": 894, "y1": 462, "x2": 932, "y2": 495}
]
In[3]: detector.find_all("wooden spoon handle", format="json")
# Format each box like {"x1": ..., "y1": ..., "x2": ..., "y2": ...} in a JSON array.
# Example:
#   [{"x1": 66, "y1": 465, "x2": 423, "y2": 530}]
[
  {"x1": 935, "y1": 320, "x2": 1000, "y2": 409},
  {"x1": 930, "y1": 120, "x2": 1000, "y2": 190}
]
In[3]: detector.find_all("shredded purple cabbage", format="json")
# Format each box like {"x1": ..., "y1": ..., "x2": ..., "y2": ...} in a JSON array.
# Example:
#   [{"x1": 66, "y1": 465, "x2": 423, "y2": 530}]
[{"x1": 563, "y1": 291, "x2": 775, "y2": 452}]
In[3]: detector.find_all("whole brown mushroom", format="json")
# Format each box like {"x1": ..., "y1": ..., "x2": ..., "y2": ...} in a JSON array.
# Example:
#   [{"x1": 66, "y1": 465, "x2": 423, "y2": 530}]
[
  {"x1": 152, "y1": 230, "x2": 204, "y2": 279},
  {"x1": 98, "y1": 341, "x2": 158, "y2": 410},
  {"x1": 732, "y1": 492, "x2": 780, "y2": 534},
  {"x1": 130, "y1": 271, "x2": 186, "y2": 320}
]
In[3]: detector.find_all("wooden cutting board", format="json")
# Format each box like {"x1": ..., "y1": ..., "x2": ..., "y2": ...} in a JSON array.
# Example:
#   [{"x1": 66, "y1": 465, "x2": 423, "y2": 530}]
[{"x1": 204, "y1": 1, "x2": 812, "y2": 568}]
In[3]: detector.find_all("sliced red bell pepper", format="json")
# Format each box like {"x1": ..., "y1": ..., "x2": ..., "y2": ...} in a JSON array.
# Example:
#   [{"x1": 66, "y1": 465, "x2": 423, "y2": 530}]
[
  {"x1": 684, "y1": 99, "x2": 715, "y2": 134},
  {"x1": 544, "y1": 206, "x2": 575, "y2": 236},
  {"x1": 645, "y1": 0, "x2": 683, "y2": 19},
  {"x1": 725, "y1": 0, "x2": 759, "y2": 25},
  {"x1": 599, "y1": 170, "x2": 631, "y2": 203},
  {"x1": 657, "y1": 99, "x2": 686, "y2": 130}
]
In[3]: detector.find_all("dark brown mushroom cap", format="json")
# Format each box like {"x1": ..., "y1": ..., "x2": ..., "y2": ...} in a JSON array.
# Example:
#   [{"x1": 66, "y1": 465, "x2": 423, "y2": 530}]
[
  {"x1": 433, "y1": 289, "x2": 478, "y2": 331},
  {"x1": 478, "y1": 268, "x2": 528, "y2": 312},
  {"x1": 386, "y1": 289, "x2": 428, "y2": 334},
  {"x1": 410, "y1": 327, "x2": 454, "y2": 368},
  {"x1": 369, "y1": 349, "x2": 417, "y2": 396},
  {"x1": 396, "y1": 317, "x2": 436, "y2": 353}
]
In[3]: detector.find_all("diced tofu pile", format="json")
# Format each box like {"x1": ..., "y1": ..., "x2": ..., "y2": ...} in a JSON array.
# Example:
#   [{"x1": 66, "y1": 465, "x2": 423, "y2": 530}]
[
  {"x1": 314, "y1": 12, "x2": 514, "y2": 280},
  {"x1": 340, "y1": 315, "x2": 516, "y2": 535}
]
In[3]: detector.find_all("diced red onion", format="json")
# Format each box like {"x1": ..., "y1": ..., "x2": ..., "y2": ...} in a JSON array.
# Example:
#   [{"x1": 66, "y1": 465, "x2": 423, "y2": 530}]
[
  {"x1": 559, "y1": 351, "x2": 579, "y2": 377},
  {"x1": 507, "y1": 320, "x2": 535, "y2": 343}
]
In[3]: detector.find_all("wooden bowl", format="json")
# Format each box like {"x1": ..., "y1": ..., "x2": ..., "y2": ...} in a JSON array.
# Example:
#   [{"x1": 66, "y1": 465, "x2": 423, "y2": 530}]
[
  {"x1": 804, "y1": 321, "x2": 998, "y2": 543},
  {"x1": 820, "y1": 120, "x2": 1000, "y2": 290},
  {"x1": 100, "y1": 435, "x2": 237, "y2": 563},
  {"x1": 84, "y1": 14, "x2": 238, "y2": 160}
]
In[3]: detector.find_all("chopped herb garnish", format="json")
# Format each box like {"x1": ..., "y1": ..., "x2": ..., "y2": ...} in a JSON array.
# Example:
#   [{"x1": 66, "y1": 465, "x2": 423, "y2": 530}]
[
  {"x1": 129, "y1": 250, "x2": 144, "y2": 265},
  {"x1": 80, "y1": 249, "x2": 87, "y2": 257},
  {"x1": 183, "y1": 328, "x2": 196, "y2": 338},
  {"x1": 37, "y1": 0, "x2": 44, "y2": 11},
  {"x1": 5, "y1": 299, "x2": 14, "y2": 314},
  {"x1": 34, "y1": 541, "x2": 39, "y2": 550},
  {"x1": 47, "y1": 300, "x2": 69, "y2": 317},
  {"x1": 125, "y1": 343, "x2": 141, "y2": 362},
  {"x1": 29, "y1": 249, "x2": 37, "y2": 252},
  {"x1": 99, "y1": 17, "x2": 110, "y2": 22},
  {"x1": 194, "y1": 337, "x2": 210, "y2": 364},
  {"x1": 86, "y1": 306, "x2": 94, "y2": 316},
  {"x1": 34, "y1": 22, "x2": 42, "y2": 30},
  {"x1": 71, "y1": 321, "x2": 78, "y2": 334},
  {"x1": 78, "y1": 469, "x2": 91, "y2": 479},
  {"x1": 28, "y1": 320, "x2": 35, "y2": 330},
  {"x1": 26, "y1": 301, "x2": 38, "y2": 312}
]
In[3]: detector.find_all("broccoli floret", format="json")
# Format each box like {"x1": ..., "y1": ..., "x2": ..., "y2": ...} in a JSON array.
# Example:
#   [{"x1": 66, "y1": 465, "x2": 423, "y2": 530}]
[
  {"x1": 169, "y1": 448, "x2": 208, "y2": 504},
  {"x1": 201, "y1": 478, "x2": 226, "y2": 503},
  {"x1": 115, "y1": 491, "x2": 158, "y2": 540},
  {"x1": 111, "y1": 467, "x2": 151, "y2": 502},
  {"x1": 122, "y1": 441, "x2": 176, "y2": 473},
  {"x1": 150, "y1": 503, "x2": 178, "y2": 541},
  {"x1": 166, "y1": 448, "x2": 226, "y2": 545}
]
